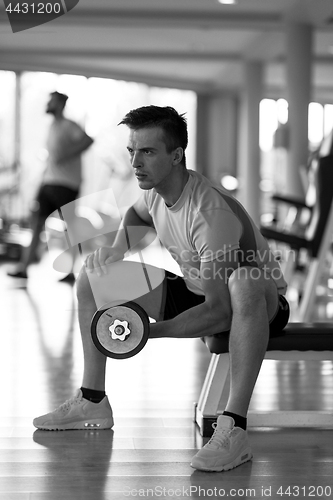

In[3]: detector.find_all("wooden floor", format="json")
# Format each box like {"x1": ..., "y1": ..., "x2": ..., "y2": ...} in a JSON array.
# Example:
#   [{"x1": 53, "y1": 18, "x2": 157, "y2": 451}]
[{"x1": 1, "y1": 255, "x2": 333, "y2": 500}]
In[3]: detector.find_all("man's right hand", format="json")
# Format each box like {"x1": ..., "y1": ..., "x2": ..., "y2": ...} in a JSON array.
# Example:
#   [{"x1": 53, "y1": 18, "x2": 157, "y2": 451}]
[{"x1": 84, "y1": 247, "x2": 125, "y2": 277}]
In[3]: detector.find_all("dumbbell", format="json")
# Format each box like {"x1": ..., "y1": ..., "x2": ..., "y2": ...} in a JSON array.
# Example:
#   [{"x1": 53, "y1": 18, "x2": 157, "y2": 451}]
[{"x1": 91, "y1": 301, "x2": 150, "y2": 359}]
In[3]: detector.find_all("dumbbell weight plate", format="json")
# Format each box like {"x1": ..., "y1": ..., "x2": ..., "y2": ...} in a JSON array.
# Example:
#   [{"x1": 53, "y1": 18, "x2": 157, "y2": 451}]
[{"x1": 91, "y1": 301, "x2": 150, "y2": 359}]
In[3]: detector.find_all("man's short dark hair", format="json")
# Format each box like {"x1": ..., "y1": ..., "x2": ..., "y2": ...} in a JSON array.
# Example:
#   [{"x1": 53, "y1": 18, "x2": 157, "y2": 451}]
[
  {"x1": 51, "y1": 91, "x2": 68, "y2": 106},
  {"x1": 119, "y1": 105, "x2": 188, "y2": 166}
]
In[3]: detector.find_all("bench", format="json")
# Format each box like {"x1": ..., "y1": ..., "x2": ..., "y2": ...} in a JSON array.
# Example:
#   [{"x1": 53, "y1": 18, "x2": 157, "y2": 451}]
[{"x1": 194, "y1": 322, "x2": 333, "y2": 436}]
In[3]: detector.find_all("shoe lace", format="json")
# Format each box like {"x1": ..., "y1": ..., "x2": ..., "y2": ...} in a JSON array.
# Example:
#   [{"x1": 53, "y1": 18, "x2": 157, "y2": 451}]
[
  {"x1": 58, "y1": 391, "x2": 82, "y2": 413},
  {"x1": 206, "y1": 422, "x2": 230, "y2": 449}
]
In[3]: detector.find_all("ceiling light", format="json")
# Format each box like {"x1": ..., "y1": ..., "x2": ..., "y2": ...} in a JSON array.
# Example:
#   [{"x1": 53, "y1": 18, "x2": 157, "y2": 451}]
[
  {"x1": 221, "y1": 175, "x2": 238, "y2": 191},
  {"x1": 218, "y1": 0, "x2": 237, "y2": 4}
]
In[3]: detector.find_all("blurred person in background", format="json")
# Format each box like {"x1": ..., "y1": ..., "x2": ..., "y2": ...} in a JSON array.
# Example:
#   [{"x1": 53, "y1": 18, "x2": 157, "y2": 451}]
[{"x1": 8, "y1": 91, "x2": 93, "y2": 282}]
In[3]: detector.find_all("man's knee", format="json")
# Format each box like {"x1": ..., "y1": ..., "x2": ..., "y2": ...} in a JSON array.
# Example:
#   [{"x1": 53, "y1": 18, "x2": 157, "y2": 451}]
[
  {"x1": 76, "y1": 266, "x2": 95, "y2": 304},
  {"x1": 228, "y1": 267, "x2": 266, "y2": 308},
  {"x1": 228, "y1": 266, "x2": 278, "y2": 319},
  {"x1": 229, "y1": 266, "x2": 265, "y2": 291}
]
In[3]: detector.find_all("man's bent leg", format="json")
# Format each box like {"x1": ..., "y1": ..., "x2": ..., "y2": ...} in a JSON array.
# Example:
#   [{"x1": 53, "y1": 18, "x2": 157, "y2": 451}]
[
  {"x1": 33, "y1": 261, "x2": 165, "y2": 430},
  {"x1": 191, "y1": 267, "x2": 278, "y2": 471},
  {"x1": 32, "y1": 265, "x2": 112, "y2": 430},
  {"x1": 77, "y1": 261, "x2": 165, "y2": 390},
  {"x1": 225, "y1": 266, "x2": 279, "y2": 417}
]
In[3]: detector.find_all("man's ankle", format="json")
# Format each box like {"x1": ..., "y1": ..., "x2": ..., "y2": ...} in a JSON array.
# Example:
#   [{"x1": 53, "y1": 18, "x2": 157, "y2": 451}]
[
  {"x1": 80, "y1": 387, "x2": 106, "y2": 403},
  {"x1": 222, "y1": 411, "x2": 247, "y2": 430}
]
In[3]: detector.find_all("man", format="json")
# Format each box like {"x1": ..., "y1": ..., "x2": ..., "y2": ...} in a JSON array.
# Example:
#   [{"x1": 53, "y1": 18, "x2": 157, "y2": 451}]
[
  {"x1": 33, "y1": 106, "x2": 289, "y2": 472},
  {"x1": 8, "y1": 91, "x2": 93, "y2": 281}
]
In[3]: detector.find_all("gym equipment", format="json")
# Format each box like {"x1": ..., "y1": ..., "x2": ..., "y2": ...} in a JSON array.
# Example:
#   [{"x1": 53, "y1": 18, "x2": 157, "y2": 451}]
[
  {"x1": 91, "y1": 301, "x2": 150, "y2": 359},
  {"x1": 261, "y1": 156, "x2": 333, "y2": 321},
  {"x1": 195, "y1": 322, "x2": 333, "y2": 436}
]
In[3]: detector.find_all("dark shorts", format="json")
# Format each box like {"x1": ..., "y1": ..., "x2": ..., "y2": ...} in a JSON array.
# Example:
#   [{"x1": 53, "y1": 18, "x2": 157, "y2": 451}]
[
  {"x1": 162, "y1": 271, "x2": 290, "y2": 338},
  {"x1": 35, "y1": 184, "x2": 79, "y2": 218}
]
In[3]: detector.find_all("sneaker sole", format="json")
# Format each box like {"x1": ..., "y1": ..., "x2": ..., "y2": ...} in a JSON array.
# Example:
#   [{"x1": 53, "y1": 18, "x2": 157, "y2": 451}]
[
  {"x1": 190, "y1": 447, "x2": 253, "y2": 472},
  {"x1": 33, "y1": 418, "x2": 114, "y2": 431}
]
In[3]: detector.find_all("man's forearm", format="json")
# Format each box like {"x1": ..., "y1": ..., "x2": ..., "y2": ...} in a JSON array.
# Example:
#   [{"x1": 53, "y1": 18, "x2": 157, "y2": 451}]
[{"x1": 149, "y1": 301, "x2": 231, "y2": 339}]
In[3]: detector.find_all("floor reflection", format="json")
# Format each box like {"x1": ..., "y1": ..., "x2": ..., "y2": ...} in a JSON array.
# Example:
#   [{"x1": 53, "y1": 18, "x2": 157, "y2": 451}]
[{"x1": 33, "y1": 429, "x2": 114, "y2": 500}]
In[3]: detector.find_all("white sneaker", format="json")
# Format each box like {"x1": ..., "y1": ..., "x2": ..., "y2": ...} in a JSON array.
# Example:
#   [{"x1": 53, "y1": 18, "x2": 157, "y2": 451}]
[
  {"x1": 33, "y1": 389, "x2": 114, "y2": 430},
  {"x1": 191, "y1": 415, "x2": 252, "y2": 472}
]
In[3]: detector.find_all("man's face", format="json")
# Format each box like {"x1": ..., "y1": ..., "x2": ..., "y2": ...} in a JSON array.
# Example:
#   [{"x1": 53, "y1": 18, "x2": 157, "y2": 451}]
[{"x1": 127, "y1": 127, "x2": 176, "y2": 191}]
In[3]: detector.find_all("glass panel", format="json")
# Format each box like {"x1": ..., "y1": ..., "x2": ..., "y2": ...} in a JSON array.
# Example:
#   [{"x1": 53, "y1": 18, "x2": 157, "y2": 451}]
[
  {"x1": 0, "y1": 71, "x2": 16, "y2": 223},
  {"x1": 18, "y1": 72, "x2": 196, "y2": 222}
]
